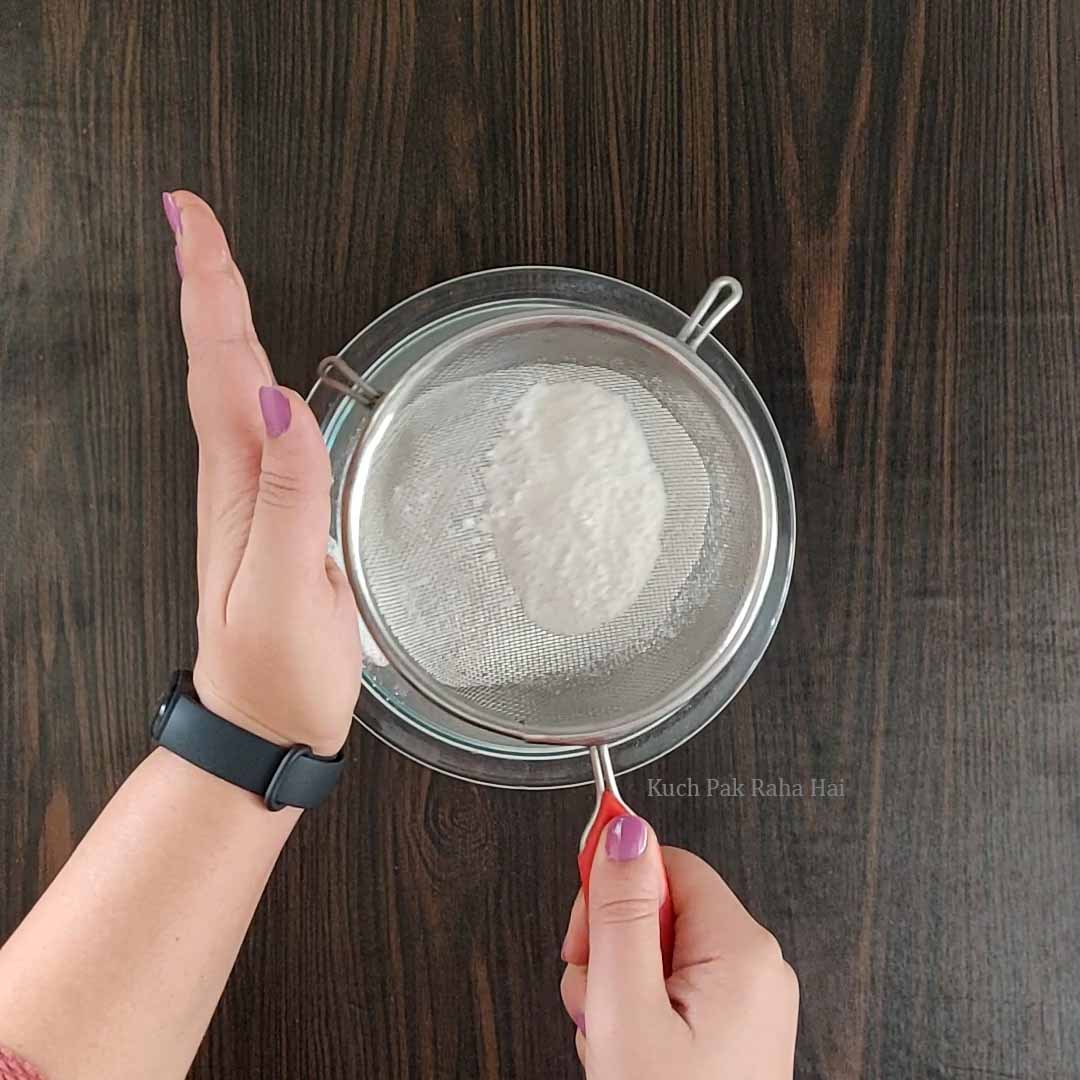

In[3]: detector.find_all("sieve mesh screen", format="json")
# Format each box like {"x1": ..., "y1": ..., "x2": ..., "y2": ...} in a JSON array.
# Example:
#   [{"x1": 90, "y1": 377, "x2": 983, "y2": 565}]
[{"x1": 343, "y1": 312, "x2": 773, "y2": 740}]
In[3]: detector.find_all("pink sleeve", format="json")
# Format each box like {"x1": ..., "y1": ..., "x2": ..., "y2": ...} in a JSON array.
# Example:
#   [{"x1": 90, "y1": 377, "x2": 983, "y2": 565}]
[{"x1": 0, "y1": 1047, "x2": 45, "y2": 1080}]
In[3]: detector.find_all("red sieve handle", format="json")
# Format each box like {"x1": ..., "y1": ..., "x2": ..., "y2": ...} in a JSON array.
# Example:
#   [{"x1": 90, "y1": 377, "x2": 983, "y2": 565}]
[{"x1": 577, "y1": 790, "x2": 675, "y2": 978}]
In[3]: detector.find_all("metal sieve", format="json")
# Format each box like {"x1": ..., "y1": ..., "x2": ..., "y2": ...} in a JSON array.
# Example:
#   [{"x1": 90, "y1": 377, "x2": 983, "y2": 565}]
[{"x1": 322, "y1": 278, "x2": 777, "y2": 750}]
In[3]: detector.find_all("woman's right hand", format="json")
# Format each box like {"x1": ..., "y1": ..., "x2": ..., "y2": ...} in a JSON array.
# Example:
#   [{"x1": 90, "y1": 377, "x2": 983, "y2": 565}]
[{"x1": 560, "y1": 818, "x2": 799, "y2": 1078}]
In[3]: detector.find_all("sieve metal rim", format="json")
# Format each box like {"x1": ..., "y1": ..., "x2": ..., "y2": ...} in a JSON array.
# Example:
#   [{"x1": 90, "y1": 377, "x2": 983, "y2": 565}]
[{"x1": 338, "y1": 306, "x2": 780, "y2": 745}]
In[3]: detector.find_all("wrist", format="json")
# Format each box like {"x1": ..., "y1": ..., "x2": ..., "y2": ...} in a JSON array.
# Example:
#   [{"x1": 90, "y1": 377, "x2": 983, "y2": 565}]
[
  {"x1": 191, "y1": 670, "x2": 347, "y2": 758},
  {"x1": 153, "y1": 670, "x2": 349, "y2": 811}
]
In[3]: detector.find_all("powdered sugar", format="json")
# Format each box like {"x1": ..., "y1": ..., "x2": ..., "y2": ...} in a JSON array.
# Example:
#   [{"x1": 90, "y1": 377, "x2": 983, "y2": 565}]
[{"x1": 484, "y1": 381, "x2": 666, "y2": 636}]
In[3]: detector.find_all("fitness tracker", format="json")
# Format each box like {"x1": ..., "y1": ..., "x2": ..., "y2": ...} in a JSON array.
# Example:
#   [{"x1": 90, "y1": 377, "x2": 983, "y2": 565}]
[{"x1": 151, "y1": 670, "x2": 346, "y2": 811}]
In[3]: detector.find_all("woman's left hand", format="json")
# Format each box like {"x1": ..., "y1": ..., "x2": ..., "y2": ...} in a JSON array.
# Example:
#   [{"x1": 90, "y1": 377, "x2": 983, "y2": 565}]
[{"x1": 167, "y1": 190, "x2": 362, "y2": 756}]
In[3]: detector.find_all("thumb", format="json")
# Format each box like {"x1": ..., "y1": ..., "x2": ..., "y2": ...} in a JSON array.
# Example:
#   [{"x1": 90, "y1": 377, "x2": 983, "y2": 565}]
[
  {"x1": 246, "y1": 385, "x2": 333, "y2": 575},
  {"x1": 585, "y1": 816, "x2": 670, "y2": 1025}
]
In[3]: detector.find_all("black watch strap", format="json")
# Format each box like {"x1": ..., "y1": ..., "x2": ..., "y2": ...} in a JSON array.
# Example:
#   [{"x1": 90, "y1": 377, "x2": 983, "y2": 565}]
[{"x1": 152, "y1": 670, "x2": 345, "y2": 811}]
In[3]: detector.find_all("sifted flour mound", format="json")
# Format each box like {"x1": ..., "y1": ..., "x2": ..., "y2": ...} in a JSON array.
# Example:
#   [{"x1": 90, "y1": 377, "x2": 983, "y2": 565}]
[{"x1": 485, "y1": 381, "x2": 666, "y2": 635}]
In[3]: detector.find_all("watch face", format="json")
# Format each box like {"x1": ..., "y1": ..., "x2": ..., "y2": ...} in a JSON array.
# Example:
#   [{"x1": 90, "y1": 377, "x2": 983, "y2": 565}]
[{"x1": 151, "y1": 670, "x2": 183, "y2": 741}]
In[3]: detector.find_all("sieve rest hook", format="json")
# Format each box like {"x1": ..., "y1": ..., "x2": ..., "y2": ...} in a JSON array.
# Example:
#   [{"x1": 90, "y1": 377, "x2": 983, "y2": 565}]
[
  {"x1": 314, "y1": 355, "x2": 382, "y2": 409},
  {"x1": 677, "y1": 276, "x2": 743, "y2": 352}
]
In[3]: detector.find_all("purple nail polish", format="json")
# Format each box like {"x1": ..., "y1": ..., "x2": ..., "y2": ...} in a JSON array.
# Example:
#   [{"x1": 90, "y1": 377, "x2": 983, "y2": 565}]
[
  {"x1": 572, "y1": 1011, "x2": 586, "y2": 1036},
  {"x1": 162, "y1": 191, "x2": 183, "y2": 235},
  {"x1": 174, "y1": 243, "x2": 184, "y2": 278},
  {"x1": 606, "y1": 815, "x2": 648, "y2": 861},
  {"x1": 259, "y1": 385, "x2": 291, "y2": 438}
]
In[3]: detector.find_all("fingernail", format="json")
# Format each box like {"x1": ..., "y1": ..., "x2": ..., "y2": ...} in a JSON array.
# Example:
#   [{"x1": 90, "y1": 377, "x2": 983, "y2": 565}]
[
  {"x1": 258, "y1": 386, "x2": 291, "y2": 438},
  {"x1": 174, "y1": 243, "x2": 184, "y2": 278},
  {"x1": 606, "y1": 815, "x2": 648, "y2": 861},
  {"x1": 572, "y1": 1011, "x2": 586, "y2": 1036},
  {"x1": 162, "y1": 191, "x2": 183, "y2": 235}
]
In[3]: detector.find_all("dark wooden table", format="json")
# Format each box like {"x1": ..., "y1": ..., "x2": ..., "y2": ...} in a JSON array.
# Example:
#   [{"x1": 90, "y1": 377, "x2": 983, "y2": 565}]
[{"x1": 2, "y1": 2, "x2": 1078, "y2": 1077}]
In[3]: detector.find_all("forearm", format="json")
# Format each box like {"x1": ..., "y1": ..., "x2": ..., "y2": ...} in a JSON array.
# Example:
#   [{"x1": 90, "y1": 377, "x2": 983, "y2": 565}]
[{"x1": 0, "y1": 748, "x2": 300, "y2": 1080}]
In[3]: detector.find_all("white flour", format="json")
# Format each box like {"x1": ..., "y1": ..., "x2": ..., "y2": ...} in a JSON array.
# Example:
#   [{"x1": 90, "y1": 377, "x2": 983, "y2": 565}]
[
  {"x1": 358, "y1": 361, "x2": 708, "y2": 689},
  {"x1": 484, "y1": 381, "x2": 666, "y2": 635}
]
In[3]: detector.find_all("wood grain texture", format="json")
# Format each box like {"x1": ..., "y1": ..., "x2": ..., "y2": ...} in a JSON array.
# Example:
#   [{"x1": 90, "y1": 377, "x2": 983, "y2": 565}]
[{"x1": 2, "y1": 1, "x2": 1079, "y2": 1077}]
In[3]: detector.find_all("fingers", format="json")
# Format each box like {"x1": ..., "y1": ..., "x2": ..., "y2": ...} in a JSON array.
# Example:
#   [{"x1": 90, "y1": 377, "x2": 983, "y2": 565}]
[
  {"x1": 560, "y1": 964, "x2": 588, "y2": 1067},
  {"x1": 660, "y1": 847, "x2": 798, "y2": 1043},
  {"x1": 166, "y1": 190, "x2": 271, "y2": 596},
  {"x1": 325, "y1": 553, "x2": 358, "y2": 612},
  {"x1": 241, "y1": 386, "x2": 333, "y2": 583},
  {"x1": 564, "y1": 841, "x2": 763, "y2": 985},
  {"x1": 173, "y1": 191, "x2": 272, "y2": 377},
  {"x1": 560, "y1": 962, "x2": 586, "y2": 1027},
  {"x1": 173, "y1": 190, "x2": 273, "y2": 452},
  {"x1": 574, "y1": 1029, "x2": 586, "y2": 1069},
  {"x1": 561, "y1": 888, "x2": 588, "y2": 967},
  {"x1": 661, "y1": 847, "x2": 767, "y2": 968},
  {"x1": 584, "y1": 816, "x2": 671, "y2": 1026},
  {"x1": 562, "y1": 840, "x2": 793, "y2": 1062}
]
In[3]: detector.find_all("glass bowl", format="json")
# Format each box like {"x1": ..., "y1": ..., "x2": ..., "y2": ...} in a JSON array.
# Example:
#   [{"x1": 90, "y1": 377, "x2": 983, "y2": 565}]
[{"x1": 308, "y1": 267, "x2": 795, "y2": 789}]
